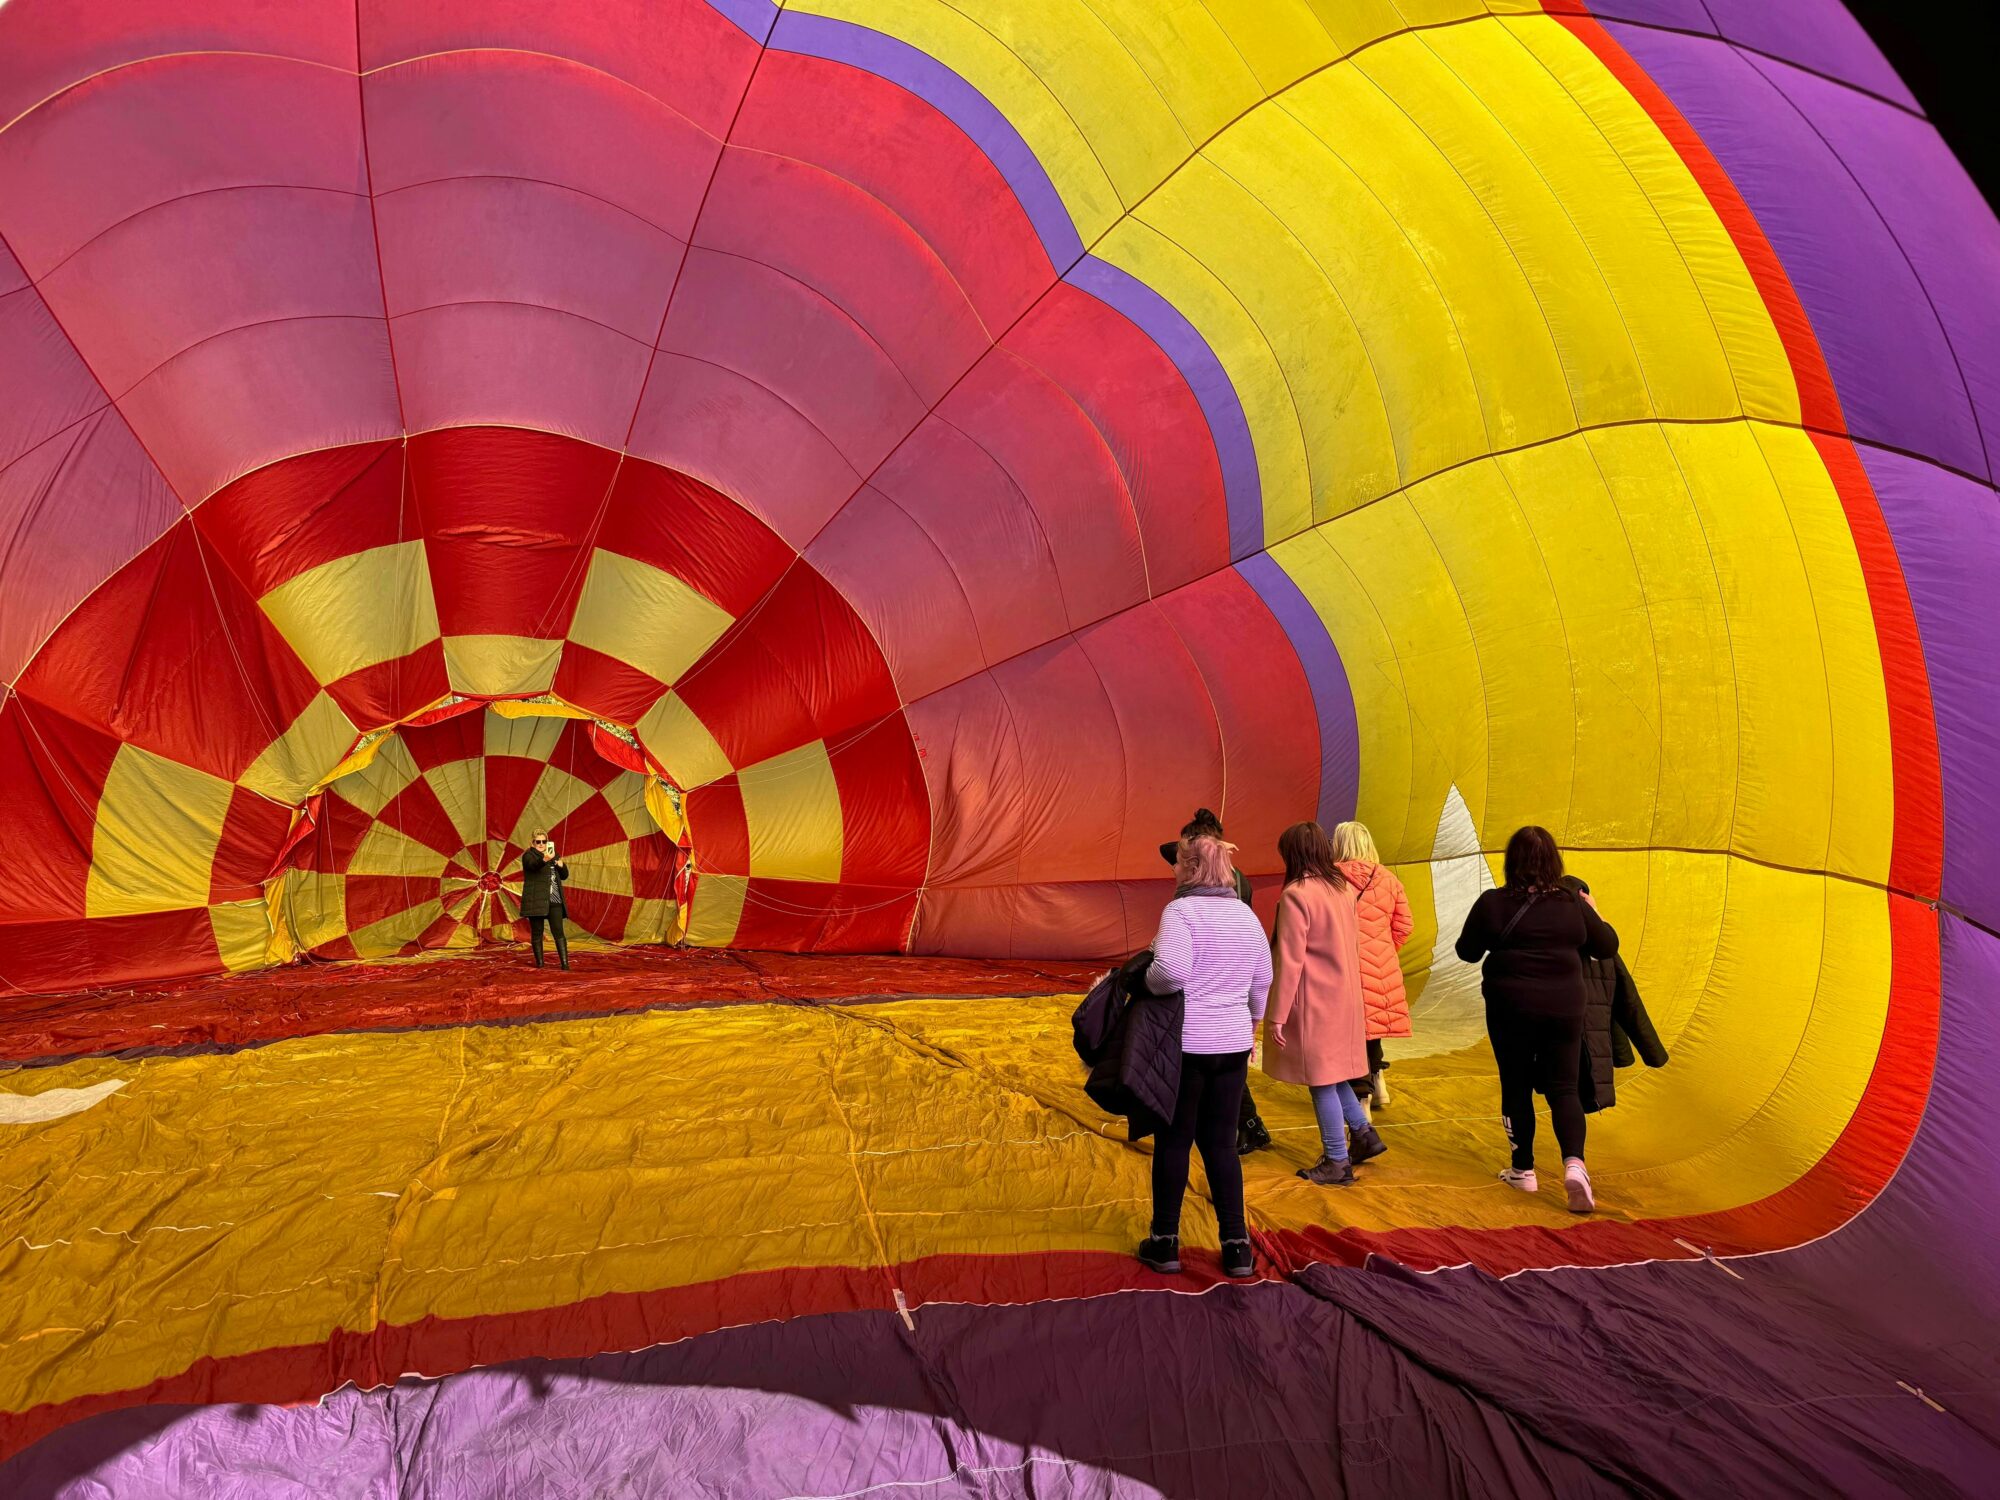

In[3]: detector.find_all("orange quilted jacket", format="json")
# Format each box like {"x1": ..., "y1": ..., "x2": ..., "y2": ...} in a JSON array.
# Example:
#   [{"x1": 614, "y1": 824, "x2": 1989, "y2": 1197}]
[{"x1": 1337, "y1": 859, "x2": 1413, "y2": 1039}]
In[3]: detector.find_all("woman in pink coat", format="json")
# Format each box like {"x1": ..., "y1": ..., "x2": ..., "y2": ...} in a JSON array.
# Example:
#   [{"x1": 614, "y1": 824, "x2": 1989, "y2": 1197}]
[
  {"x1": 1333, "y1": 820, "x2": 1414, "y2": 1107},
  {"x1": 1264, "y1": 822, "x2": 1386, "y2": 1186}
]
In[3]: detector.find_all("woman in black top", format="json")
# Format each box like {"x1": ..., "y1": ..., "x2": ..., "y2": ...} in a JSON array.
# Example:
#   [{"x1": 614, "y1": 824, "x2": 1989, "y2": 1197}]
[{"x1": 1456, "y1": 826, "x2": 1618, "y2": 1213}]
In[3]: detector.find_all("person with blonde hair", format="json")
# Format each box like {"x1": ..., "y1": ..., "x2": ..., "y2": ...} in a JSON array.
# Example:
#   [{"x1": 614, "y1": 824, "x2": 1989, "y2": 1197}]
[
  {"x1": 1265, "y1": 821, "x2": 1380, "y2": 1186},
  {"x1": 520, "y1": 827, "x2": 570, "y2": 970},
  {"x1": 1331, "y1": 820, "x2": 1414, "y2": 1107},
  {"x1": 1137, "y1": 833, "x2": 1271, "y2": 1280}
]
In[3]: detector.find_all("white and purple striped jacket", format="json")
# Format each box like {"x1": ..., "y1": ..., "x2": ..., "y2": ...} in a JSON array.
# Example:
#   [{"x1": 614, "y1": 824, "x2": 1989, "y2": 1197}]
[{"x1": 1146, "y1": 889, "x2": 1272, "y2": 1055}]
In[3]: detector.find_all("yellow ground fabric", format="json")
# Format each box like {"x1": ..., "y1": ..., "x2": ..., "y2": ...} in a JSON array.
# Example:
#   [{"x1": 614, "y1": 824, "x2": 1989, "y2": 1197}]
[{"x1": 1, "y1": 877, "x2": 1886, "y2": 1418}]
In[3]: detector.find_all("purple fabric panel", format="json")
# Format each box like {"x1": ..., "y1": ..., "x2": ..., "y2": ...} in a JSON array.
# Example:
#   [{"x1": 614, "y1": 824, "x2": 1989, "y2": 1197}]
[
  {"x1": 1236, "y1": 552, "x2": 1360, "y2": 830},
  {"x1": 1752, "y1": 53, "x2": 2000, "y2": 482},
  {"x1": 1068, "y1": 255, "x2": 1264, "y2": 562},
  {"x1": 1685, "y1": 0, "x2": 1919, "y2": 109},
  {"x1": 768, "y1": 11, "x2": 1085, "y2": 269},
  {"x1": 1606, "y1": 23, "x2": 1984, "y2": 478},
  {"x1": 703, "y1": 0, "x2": 779, "y2": 44},
  {"x1": 1, "y1": 1288, "x2": 1632, "y2": 1499},
  {"x1": 1858, "y1": 447, "x2": 2000, "y2": 926},
  {"x1": 1579, "y1": 0, "x2": 1717, "y2": 33}
]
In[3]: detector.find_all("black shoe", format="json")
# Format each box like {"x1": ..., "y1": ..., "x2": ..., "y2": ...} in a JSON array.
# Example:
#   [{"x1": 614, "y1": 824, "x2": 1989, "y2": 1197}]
[
  {"x1": 1297, "y1": 1156, "x2": 1356, "y2": 1187},
  {"x1": 1220, "y1": 1238, "x2": 1256, "y2": 1279},
  {"x1": 1236, "y1": 1114, "x2": 1273, "y2": 1156},
  {"x1": 1348, "y1": 1125, "x2": 1389, "y2": 1165},
  {"x1": 1137, "y1": 1235, "x2": 1181, "y2": 1274}
]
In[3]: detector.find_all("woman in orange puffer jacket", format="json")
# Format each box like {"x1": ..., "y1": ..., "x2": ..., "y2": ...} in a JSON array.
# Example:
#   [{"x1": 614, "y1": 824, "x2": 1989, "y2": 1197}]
[{"x1": 1333, "y1": 821, "x2": 1414, "y2": 1106}]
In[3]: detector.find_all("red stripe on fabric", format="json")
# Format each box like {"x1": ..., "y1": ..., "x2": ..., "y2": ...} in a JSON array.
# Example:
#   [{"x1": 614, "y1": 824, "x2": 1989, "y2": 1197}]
[{"x1": 1550, "y1": 9, "x2": 1842, "y2": 433}]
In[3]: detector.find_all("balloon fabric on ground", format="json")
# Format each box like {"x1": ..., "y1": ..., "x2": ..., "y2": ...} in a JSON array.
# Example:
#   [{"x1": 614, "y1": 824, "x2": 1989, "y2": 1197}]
[{"x1": 0, "y1": 0, "x2": 1995, "y2": 1494}]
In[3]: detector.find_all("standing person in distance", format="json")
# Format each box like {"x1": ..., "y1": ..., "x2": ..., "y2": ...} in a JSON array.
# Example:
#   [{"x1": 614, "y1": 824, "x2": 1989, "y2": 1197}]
[
  {"x1": 1455, "y1": 826, "x2": 1618, "y2": 1212},
  {"x1": 1158, "y1": 808, "x2": 1274, "y2": 1156},
  {"x1": 1331, "y1": 820, "x2": 1414, "y2": 1108},
  {"x1": 1137, "y1": 833, "x2": 1271, "y2": 1281},
  {"x1": 1264, "y1": 821, "x2": 1382, "y2": 1186},
  {"x1": 521, "y1": 829, "x2": 570, "y2": 971}
]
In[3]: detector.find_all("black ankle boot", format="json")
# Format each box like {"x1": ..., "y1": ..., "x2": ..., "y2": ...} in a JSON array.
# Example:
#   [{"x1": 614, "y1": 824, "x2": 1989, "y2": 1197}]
[
  {"x1": 1137, "y1": 1235, "x2": 1181, "y2": 1274},
  {"x1": 1220, "y1": 1238, "x2": 1256, "y2": 1279},
  {"x1": 1237, "y1": 1114, "x2": 1273, "y2": 1156},
  {"x1": 1349, "y1": 1124, "x2": 1388, "y2": 1164}
]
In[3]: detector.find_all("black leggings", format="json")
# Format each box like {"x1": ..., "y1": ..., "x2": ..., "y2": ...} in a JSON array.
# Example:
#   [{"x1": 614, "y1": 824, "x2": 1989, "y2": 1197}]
[
  {"x1": 1152, "y1": 1051, "x2": 1249, "y2": 1240},
  {"x1": 1487, "y1": 1007, "x2": 1585, "y2": 1171},
  {"x1": 529, "y1": 910, "x2": 568, "y2": 967}
]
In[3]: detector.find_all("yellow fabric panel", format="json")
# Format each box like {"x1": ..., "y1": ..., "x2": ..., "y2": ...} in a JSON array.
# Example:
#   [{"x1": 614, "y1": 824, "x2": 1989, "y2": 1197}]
[
  {"x1": 567, "y1": 841, "x2": 633, "y2": 896},
  {"x1": 628, "y1": 896, "x2": 679, "y2": 944},
  {"x1": 348, "y1": 897, "x2": 446, "y2": 956},
  {"x1": 259, "y1": 541, "x2": 439, "y2": 685},
  {"x1": 84, "y1": 745, "x2": 233, "y2": 917},
  {"x1": 1196, "y1": 0, "x2": 1338, "y2": 94},
  {"x1": 1264, "y1": 530, "x2": 1418, "y2": 859},
  {"x1": 275, "y1": 869, "x2": 347, "y2": 951},
  {"x1": 1416, "y1": 22, "x2": 1745, "y2": 423},
  {"x1": 607, "y1": 776, "x2": 660, "y2": 840},
  {"x1": 509, "y1": 765, "x2": 598, "y2": 850},
  {"x1": 569, "y1": 549, "x2": 734, "y2": 688},
  {"x1": 208, "y1": 899, "x2": 274, "y2": 973},
  {"x1": 484, "y1": 709, "x2": 569, "y2": 762},
  {"x1": 738, "y1": 741, "x2": 844, "y2": 883},
  {"x1": 327, "y1": 732, "x2": 420, "y2": 816},
  {"x1": 1, "y1": 894, "x2": 1890, "y2": 1416},
  {"x1": 237, "y1": 693, "x2": 359, "y2": 804},
  {"x1": 1201, "y1": 100, "x2": 1490, "y2": 490},
  {"x1": 1748, "y1": 424, "x2": 1895, "y2": 884},
  {"x1": 683, "y1": 872, "x2": 747, "y2": 947},
  {"x1": 1402, "y1": 459, "x2": 1572, "y2": 846},
  {"x1": 1128, "y1": 154, "x2": 1398, "y2": 527},
  {"x1": 422, "y1": 760, "x2": 487, "y2": 851},
  {"x1": 1300, "y1": 1, "x2": 1486, "y2": 56},
  {"x1": 1038, "y1": 0, "x2": 1260, "y2": 150},
  {"x1": 797, "y1": 0, "x2": 1125, "y2": 241},
  {"x1": 1495, "y1": 438, "x2": 1661, "y2": 849},
  {"x1": 1097, "y1": 212, "x2": 1315, "y2": 545},
  {"x1": 443, "y1": 635, "x2": 562, "y2": 698},
  {"x1": 637, "y1": 692, "x2": 734, "y2": 791},
  {"x1": 348, "y1": 823, "x2": 444, "y2": 877},
  {"x1": 1504, "y1": 16, "x2": 1798, "y2": 423},
  {"x1": 487, "y1": 697, "x2": 592, "y2": 721}
]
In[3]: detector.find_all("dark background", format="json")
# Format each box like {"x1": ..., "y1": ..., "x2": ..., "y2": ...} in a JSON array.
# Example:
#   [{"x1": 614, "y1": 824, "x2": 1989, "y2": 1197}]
[{"x1": 1844, "y1": 3, "x2": 1997, "y2": 207}]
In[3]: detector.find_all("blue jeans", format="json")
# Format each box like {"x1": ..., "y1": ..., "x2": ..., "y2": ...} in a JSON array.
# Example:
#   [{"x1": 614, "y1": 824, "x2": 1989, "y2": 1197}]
[{"x1": 1310, "y1": 1081, "x2": 1371, "y2": 1162}]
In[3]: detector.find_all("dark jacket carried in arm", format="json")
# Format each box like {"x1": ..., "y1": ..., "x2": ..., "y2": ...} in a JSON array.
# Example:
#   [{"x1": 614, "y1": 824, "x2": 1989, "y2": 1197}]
[
  {"x1": 1072, "y1": 949, "x2": 1184, "y2": 1140},
  {"x1": 520, "y1": 848, "x2": 568, "y2": 918},
  {"x1": 1578, "y1": 953, "x2": 1669, "y2": 1112}
]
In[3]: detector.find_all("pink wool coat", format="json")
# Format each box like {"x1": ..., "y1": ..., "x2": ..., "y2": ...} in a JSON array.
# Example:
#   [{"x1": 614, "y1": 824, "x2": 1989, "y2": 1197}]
[
  {"x1": 1261, "y1": 876, "x2": 1367, "y2": 1087},
  {"x1": 1338, "y1": 859, "x2": 1415, "y2": 1039}
]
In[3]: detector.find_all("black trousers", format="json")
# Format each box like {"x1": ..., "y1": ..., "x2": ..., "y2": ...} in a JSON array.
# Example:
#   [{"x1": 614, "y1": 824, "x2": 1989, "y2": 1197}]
[
  {"x1": 1152, "y1": 1050, "x2": 1250, "y2": 1240},
  {"x1": 529, "y1": 909, "x2": 569, "y2": 967},
  {"x1": 1487, "y1": 1006, "x2": 1585, "y2": 1170}
]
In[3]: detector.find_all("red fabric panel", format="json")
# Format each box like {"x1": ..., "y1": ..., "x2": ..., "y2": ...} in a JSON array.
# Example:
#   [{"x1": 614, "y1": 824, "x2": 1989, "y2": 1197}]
[
  {"x1": 400, "y1": 711, "x2": 483, "y2": 772},
  {"x1": 935, "y1": 351, "x2": 1148, "y2": 631},
  {"x1": 209, "y1": 787, "x2": 294, "y2": 903},
  {"x1": 730, "y1": 880, "x2": 917, "y2": 953},
  {"x1": 686, "y1": 780, "x2": 749, "y2": 877},
  {"x1": 295, "y1": 791, "x2": 374, "y2": 875},
  {"x1": 550, "y1": 645, "x2": 669, "y2": 730},
  {"x1": 697, "y1": 148, "x2": 989, "y2": 405},
  {"x1": 551, "y1": 793, "x2": 626, "y2": 856},
  {"x1": 326, "y1": 641, "x2": 451, "y2": 729},
  {"x1": 588, "y1": 723, "x2": 650, "y2": 778},
  {"x1": 1005, "y1": 284, "x2": 1230, "y2": 596},
  {"x1": 911, "y1": 881, "x2": 1173, "y2": 962},
  {"x1": 546, "y1": 718, "x2": 621, "y2": 789},
  {"x1": 15, "y1": 523, "x2": 322, "y2": 780},
  {"x1": 343, "y1": 873, "x2": 435, "y2": 932},
  {"x1": 827, "y1": 713, "x2": 929, "y2": 888},
  {"x1": 659, "y1": 248, "x2": 928, "y2": 477},
  {"x1": 735, "y1": 52, "x2": 1054, "y2": 335},
  {"x1": 375, "y1": 775, "x2": 465, "y2": 856},
  {"x1": 564, "y1": 887, "x2": 632, "y2": 941},
  {"x1": 357, "y1": 0, "x2": 757, "y2": 139},
  {"x1": 631, "y1": 838, "x2": 677, "y2": 901},
  {"x1": 1155, "y1": 570, "x2": 1322, "y2": 879},
  {"x1": 410, "y1": 427, "x2": 618, "y2": 640},
  {"x1": 595, "y1": 454, "x2": 796, "y2": 615},
  {"x1": 0, "y1": 908, "x2": 219, "y2": 996},
  {"x1": 676, "y1": 565, "x2": 900, "y2": 769},
  {"x1": 196, "y1": 442, "x2": 407, "y2": 596},
  {"x1": 481, "y1": 756, "x2": 545, "y2": 844},
  {"x1": 0, "y1": 701, "x2": 118, "y2": 922}
]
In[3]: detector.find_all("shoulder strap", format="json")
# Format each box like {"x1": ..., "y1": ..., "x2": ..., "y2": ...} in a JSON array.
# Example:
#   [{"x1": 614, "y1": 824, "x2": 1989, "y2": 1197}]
[{"x1": 1495, "y1": 889, "x2": 1546, "y2": 946}]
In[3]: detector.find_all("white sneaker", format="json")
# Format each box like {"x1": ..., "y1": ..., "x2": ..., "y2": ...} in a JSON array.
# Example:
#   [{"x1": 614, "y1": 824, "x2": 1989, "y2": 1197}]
[
  {"x1": 1564, "y1": 1157, "x2": 1594, "y2": 1214},
  {"x1": 1498, "y1": 1167, "x2": 1538, "y2": 1194},
  {"x1": 1371, "y1": 1069, "x2": 1391, "y2": 1108}
]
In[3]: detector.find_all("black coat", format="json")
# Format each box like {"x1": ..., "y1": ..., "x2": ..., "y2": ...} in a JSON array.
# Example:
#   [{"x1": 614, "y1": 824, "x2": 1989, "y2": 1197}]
[
  {"x1": 1072, "y1": 949, "x2": 1184, "y2": 1141},
  {"x1": 520, "y1": 849, "x2": 569, "y2": 918},
  {"x1": 1578, "y1": 954, "x2": 1668, "y2": 1112}
]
